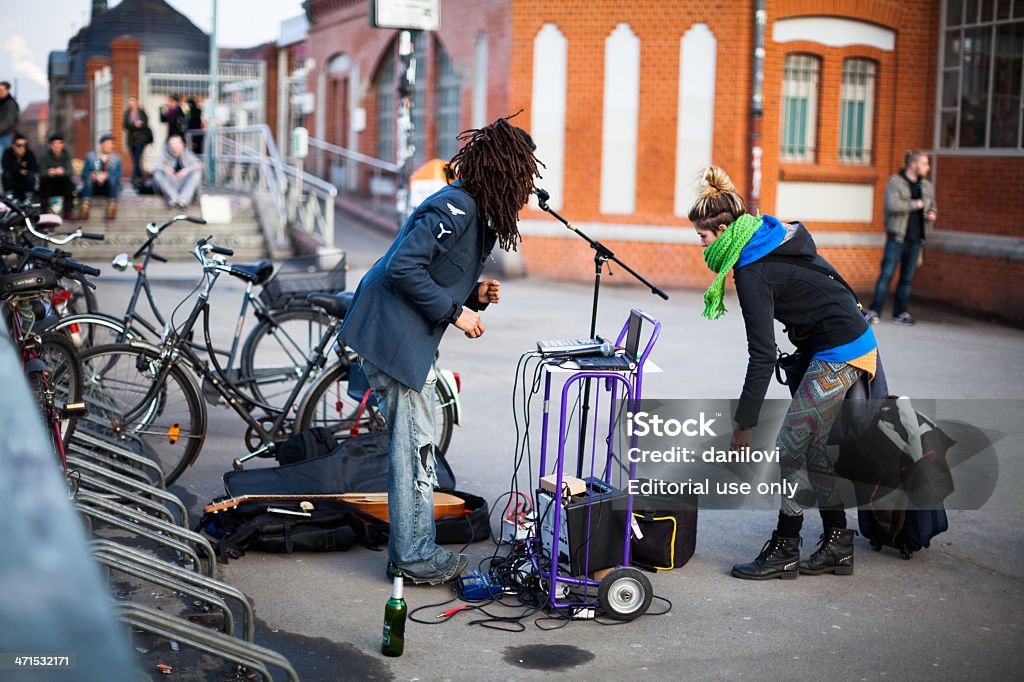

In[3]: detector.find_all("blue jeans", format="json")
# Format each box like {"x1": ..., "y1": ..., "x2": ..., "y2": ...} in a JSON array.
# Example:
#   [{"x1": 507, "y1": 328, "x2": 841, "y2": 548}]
[
  {"x1": 869, "y1": 237, "x2": 922, "y2": 317},
  {"x1": 0, "y1": 133, "x2": 12, "y2": 156},
  {"x1": 360, "y1": 358, "x2": 459, "y2": 579},
  {"x1": 81, "y1": 174, "x2": 121, "y2": 202}
]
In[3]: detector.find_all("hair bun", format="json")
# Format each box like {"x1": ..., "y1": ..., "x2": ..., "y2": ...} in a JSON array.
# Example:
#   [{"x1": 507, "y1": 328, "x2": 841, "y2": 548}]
[{"x1": 700, "y1": 166, "x2": 736, "y2": 196}]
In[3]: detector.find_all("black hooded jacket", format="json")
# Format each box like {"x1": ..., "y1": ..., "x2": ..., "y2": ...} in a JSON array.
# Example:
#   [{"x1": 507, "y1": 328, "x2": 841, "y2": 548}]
[{"x1": 733, "y1": 222, "x2": 869, "y2": 428}]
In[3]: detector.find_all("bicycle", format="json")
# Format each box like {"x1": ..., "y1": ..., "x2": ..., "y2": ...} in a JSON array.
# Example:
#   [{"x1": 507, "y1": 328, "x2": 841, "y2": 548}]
[
  {"x1": 0, "y1": 242, "x2": 98, "y2": 470},
  {"x1": 71, "y1": 237, "x2": 457, "y2": 485},
  {"x1": 46, "y1": 214, "x2": 341, "y2": 412},
  {"x1": 0, "y1": 197, "x2": 104, "y2": 317}
]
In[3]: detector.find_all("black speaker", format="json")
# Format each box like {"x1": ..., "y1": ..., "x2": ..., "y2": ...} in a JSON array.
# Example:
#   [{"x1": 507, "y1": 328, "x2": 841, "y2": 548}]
[{"x1": 536, "y1": 478, "x2": 628, "y2": 576}]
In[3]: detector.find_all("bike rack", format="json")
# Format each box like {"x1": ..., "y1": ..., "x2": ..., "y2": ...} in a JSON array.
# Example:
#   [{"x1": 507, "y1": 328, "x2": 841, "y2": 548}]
[
  {"x1": 116, "y1": 603, "x2": 299, "y2": 682},
  {"x1": 74, "y1": 496, "x2": 212, "y2": 577},
  {"x1": 69, "y1": 429, "x2": 166, "y2": 488},
  {"x1": 92, "y1": 540, "x2": 255, "y2": 642},
  {"x1": 94, "y1": 551, "x2": 236, "y2": 638},
  {"x1": 66, "y1": 456, "x2": 188, "y2": 526},
  {"x1": 70, "y1": 468, "x2": 179, "y2": 526}
]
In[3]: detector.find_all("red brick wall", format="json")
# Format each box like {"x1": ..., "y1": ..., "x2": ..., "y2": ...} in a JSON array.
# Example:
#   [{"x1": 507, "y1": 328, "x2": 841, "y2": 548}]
[
  {"x1": 510, "y1": 0, "x2": 751, "y2": 225},
  {"x1": 932, "y1": 156, "x2": 1022, "y2": 237},
  {"x1": 110, "y1": 37, "x2": 140, "y2": 176},
  {"x1": 915, "y1": 251, "x2": 1024, "y2": 323}
]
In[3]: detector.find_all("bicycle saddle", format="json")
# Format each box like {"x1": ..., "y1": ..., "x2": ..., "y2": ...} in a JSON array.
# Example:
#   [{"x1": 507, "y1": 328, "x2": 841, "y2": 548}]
[
  {"x1": 305, "y1": 291, "x2": 353, "y2": 319},
  {"x1": 229, "y1": 260, "x2": 273, "y2": 284}
]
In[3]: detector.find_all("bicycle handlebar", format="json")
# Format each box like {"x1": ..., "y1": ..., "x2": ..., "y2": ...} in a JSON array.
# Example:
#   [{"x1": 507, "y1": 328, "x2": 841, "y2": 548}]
[
  {"x1": 133, "y1": 214, "x2": 206, "y2": 259},
  {"x1": 0, "y1": 242, "x2": 101, "y2": 281}
]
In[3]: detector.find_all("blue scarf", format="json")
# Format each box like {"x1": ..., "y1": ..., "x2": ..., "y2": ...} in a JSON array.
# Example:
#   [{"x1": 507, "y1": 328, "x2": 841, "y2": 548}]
[{"x1": 734, "y1": 214, "x2": 787, "y2": 268}]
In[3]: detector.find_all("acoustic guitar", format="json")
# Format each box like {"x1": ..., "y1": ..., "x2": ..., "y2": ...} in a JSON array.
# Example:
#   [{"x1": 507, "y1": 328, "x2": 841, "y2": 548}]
[{"x1": 203, "y1": 492, "x2": 465, "y2": 523}]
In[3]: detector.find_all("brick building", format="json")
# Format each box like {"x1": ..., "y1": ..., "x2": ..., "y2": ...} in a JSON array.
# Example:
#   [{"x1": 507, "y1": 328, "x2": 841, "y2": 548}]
[{"x1": 267, "y1": 2, "x2": 1020, "y2": 320}]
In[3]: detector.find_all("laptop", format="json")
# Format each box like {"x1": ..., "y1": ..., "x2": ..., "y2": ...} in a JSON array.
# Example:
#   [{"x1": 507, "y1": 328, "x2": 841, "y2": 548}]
[{"x1": 574, "y1": 309, "x2": 644, "y2": 371}]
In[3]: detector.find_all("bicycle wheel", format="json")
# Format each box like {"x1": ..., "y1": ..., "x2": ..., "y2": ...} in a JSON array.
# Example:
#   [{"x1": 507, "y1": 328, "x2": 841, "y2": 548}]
[
  {"x1": 27, "y1": 369, "x2": 66, "y2": 468},
  {"x1": 76, "y1": 343, "x2": 207, "y2": 485},
  {"x1": 294, "y1": 361, "x2": 456, "y2": 457},
  {"x1": 47, "y1": 312, "x2": 138, "y2": 350},
  {"x1": 239, "y1": 307, "x2": 333, "y2": 411},
  {"x1": 38, "y1": 331, "x2": 83, "y2": 443}
]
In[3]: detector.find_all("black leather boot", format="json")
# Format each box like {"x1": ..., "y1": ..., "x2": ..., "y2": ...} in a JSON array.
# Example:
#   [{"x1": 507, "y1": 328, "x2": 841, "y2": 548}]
[
  {"x1": 799, "y1": 527, "x2": 856, "y2": 575},
  {"x1": 731, "y1": 532, "x2": 801, "y2": 580}
]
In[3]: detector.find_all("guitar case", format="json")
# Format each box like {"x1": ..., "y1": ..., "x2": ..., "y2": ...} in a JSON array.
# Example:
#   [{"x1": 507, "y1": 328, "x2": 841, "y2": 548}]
[
  {"x1": 223, "y1": 432, "x2": 455, "y2": 496},
  {"x1": 209, "y1": 432, "x2": 489, "y2": 552}
]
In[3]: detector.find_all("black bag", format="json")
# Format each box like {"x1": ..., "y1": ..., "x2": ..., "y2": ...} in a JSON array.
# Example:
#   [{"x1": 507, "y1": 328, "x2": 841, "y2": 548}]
[
  {"x1": 224, "y1": 431, "x2": 455, "y2": 498},
  {"x1": 434, "y1": 491, "x2": 491, "y2": 545},
  {"x1": 274, "y1": 427, "x2": 337, "y2": 466},
  {"x1": 836, "y1": 399, "x2": 956, "y2": 559},
  {"x1": 198, "y1": 499, "x2": 389, "y2": 560},
  {"x1": 630, "y1": 508, "x2": 698, "y2": 571},
  {"x1": 629, "y1": 488, "x2": 698, "y2": 571}
]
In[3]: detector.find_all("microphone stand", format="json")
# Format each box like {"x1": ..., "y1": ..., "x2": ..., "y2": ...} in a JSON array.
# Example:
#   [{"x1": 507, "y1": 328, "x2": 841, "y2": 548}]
[{"x1": 535, "y1": 189, "x2": 669, "y2": 477}]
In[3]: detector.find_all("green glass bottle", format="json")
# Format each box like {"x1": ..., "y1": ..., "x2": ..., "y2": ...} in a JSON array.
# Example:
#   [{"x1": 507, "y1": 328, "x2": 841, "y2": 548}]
[{"x1": 381, "y1": 569, "x2": 407, "y2": 657}]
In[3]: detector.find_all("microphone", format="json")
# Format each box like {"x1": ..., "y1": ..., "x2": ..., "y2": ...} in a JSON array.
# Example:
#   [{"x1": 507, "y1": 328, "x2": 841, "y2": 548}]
[
  {"x1": 554, "y1": 341, "x2": 615, "y2": 358},
  {"x1": 535, "y1": 187, "x2": 550, "y2": 208}
]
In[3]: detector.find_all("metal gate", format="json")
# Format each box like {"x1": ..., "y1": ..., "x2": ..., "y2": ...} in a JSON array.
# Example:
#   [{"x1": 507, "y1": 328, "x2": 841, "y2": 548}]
[{"x1": 138, "y1": 57, "x2": 265, "y2": 167}]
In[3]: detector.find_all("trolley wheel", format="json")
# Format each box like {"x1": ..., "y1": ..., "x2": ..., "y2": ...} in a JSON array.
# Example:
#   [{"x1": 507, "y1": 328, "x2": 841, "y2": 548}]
[{"x1": 598, "y1": 567, "x2": 653, "y2": 621}]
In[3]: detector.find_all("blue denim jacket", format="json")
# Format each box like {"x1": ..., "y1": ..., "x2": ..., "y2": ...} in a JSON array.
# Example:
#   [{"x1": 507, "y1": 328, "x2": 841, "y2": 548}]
[
  {"x1": 341, "y1": 183, "x2": 494, "y2": 390},
  {"x1": 81, "y1": 150, "x2": 122, "y2": 187}
]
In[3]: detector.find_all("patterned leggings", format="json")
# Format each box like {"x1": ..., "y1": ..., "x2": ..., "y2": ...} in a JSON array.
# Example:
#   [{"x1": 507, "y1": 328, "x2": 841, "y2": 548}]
[{"x1": 777, "y1": 359, "x2": 864, "y2": 516}]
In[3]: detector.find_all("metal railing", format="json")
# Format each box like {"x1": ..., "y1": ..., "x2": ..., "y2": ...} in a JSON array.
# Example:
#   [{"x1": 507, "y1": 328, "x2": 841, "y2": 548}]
[
  {"x1": 307, "y1": 137, "x2": 402, "y2": 227},
  {"x1": 193, "y1": 124, "x2": 337, "y2": 250}
]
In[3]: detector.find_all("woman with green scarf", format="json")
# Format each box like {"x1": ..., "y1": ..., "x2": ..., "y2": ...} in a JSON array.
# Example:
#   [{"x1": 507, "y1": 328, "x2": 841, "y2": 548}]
[{"x1": 690, "y1": 166, "x2": 878, "y2": 581}]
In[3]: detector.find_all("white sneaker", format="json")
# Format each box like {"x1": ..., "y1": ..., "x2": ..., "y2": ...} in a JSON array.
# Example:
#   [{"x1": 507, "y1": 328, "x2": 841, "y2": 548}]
[{"x1": 863, "y1": 310, "x2": 880, "y2": 324}]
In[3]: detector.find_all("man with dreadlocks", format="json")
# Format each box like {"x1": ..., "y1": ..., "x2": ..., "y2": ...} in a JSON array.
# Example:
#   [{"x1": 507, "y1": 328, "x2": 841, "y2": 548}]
[{"x1": 340, "y1": 115, "x2": 543, "y2": 584}]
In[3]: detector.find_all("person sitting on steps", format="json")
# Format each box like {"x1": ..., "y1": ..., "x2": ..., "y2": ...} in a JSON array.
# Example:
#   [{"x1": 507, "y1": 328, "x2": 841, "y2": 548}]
[
  {"x1": 80, "y1": 133, "x2": 122, "y2": 221},
  {"x1": 153, "y1": 135, "x2": 202, "y2": 209}
]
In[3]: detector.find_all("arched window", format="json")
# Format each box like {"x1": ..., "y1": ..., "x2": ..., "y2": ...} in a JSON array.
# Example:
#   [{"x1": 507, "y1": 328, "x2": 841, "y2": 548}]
[
  {"x1": 435, "y1": 42, "x2": 461, "y2": 161},
  {"x1": 839, "y1": 58, "x2": 877, "y2": 164},
  {"x1": 780, "y1": 54, "x2": 820, "y2": 162},
  {"x1": 374, "y1": 49, "x2": 395, "y2": 162}
]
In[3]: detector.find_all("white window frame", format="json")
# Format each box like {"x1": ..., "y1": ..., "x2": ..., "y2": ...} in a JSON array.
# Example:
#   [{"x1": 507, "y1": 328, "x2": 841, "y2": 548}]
[
  {"x1": 935, "y1": 0, "x2": 1024, "y2": 153},
  {"x1": 780, "y1": 53, "x2": 820, "y2": 162},
  {"x1": 839, "y1": 58, "x2": 877, "y2": 164}
]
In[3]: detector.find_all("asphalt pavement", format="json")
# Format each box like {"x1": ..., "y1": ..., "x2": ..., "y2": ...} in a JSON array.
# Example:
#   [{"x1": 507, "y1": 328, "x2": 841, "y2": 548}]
[{"x1": 79, "y1": 216, "x2": 1024, "y2": 681}]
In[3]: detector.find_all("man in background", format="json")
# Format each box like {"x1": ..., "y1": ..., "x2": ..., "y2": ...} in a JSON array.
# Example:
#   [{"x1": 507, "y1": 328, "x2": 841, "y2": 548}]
[
  {"x1": 1, "y1": 133, "x2": 37, "y2": 200},
  {"x1": 39, "y1": 133, "x2": 75, "y2": 218},
  {"x1": 153, "y1": 135, "x2": 202, "y2": 208},
  {"x1": 80, "y1": 133, "x2": 122, "y2": 221},
  {"x1": 865, "y1": 151, "x2": 937, "y2": 327},
  {"x1": 0, "y1": 81, "x2": 19, "y2": 157}
]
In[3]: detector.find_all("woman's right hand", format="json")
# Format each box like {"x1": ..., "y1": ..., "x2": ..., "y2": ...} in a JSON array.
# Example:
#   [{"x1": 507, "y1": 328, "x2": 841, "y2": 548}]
[{"x1": 730, "y1": 426, "x2": 752, "y2": 452}]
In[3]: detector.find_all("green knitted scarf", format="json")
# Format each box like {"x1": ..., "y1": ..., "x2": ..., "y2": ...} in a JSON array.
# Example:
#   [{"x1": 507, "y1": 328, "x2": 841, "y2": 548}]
[{"x1": 701, "y1": 213, "x2": 762, "y2": 320}]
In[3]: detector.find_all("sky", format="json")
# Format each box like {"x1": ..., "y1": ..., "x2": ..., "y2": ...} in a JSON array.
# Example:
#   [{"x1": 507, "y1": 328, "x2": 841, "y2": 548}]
[{"x1": 0, "y1": 0, "x2": 306, "y2": 107}]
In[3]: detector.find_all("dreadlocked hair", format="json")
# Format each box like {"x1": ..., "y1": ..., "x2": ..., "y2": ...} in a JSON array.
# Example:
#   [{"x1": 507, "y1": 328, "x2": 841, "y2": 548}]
[{"x1": 445, "y1": 114, "x2": 544, "y2": 252}]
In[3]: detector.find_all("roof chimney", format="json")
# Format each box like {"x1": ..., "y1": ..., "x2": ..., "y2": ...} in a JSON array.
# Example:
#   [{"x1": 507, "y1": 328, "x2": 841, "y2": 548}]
[{"x1": 91, "y1": 0, "x2": 108, "y2": 22}]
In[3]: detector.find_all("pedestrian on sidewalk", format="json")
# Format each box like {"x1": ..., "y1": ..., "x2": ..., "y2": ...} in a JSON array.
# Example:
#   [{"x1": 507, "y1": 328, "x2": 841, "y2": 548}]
[
  {"x1": 339, "y1": 114, "x2": 543, "y2": 585},
  {"x1": 690, "y1": 166, "x2": 878, "y2": 581},
  {"x1": 865, "y1": 150, "x2": 937, "y2": 326}
]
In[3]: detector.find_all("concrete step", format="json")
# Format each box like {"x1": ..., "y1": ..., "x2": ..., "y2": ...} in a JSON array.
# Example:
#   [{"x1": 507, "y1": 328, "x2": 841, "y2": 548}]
[{"x1": 54, "y1": 191, "x2": 268, "y2": 261}]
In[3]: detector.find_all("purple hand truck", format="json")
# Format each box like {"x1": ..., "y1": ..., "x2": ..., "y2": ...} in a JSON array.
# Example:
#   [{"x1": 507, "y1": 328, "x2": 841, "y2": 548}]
[{"x1": 531, "y1": 309, "x2": 661, "y2": 620}]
